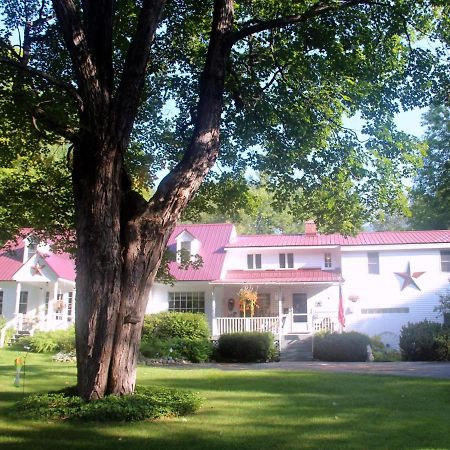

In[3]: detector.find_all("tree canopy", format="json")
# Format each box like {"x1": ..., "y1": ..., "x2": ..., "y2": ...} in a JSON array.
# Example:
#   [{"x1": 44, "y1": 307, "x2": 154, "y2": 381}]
[
  {"x1": 409, "y1": 105, "x2": 450, "y2": 229},
  {"x1": 1, "y1": 1, "x2": 447, "y2": 237}
]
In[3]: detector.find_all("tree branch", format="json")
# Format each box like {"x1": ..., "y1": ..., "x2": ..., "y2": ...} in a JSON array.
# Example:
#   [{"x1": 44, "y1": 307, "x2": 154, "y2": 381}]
[
  {"x1": 0, "y1": 56, "x2": 83, "y2": 107},
  {"x1": 80, "y1": 0, "x2": 114, "y2": 92},
  {"x1": 51, "y1": 0, "x2": 102, "y2": 108},
  {"x1": 114, "y1": 0, "x2": 166, "y2": 144},
  {"x1": 231, "y1": 0, "x2": 376, "y2": 43}
]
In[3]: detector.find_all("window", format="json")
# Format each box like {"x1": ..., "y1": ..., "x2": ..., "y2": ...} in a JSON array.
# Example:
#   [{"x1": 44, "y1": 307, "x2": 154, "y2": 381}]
[
  {"x1": 441, "y1": 250, "x2": 450, "y2": 272},
  {"x1": 279, "y1": 253, "x2": 294, "y2": 269},
  {"x1": 368, "y1": 252, "x2": 379, "y2": 274},
  {"x1": 19, "y1": 291, "x2": 28, "y2": 314},
  {"x1": 361, "y1": 307, "x2": 409, "y2": 314},
  {"x1": 45, "y1": 291, "x2": 50, "y2": 315},
  {"x1": 324, "y1": 253, "x2": 332, "y2": 268},
  {"x1": 247, "y1": 254, "x2": 262, "y2": 269},
  {"x1": 180, "y1": 240, "x2": 191, "y2": 257},
  {"x1": 168, "y1": 292, "x2": 205, "y2": 313},
  {"x1": 0, "y1": 291, "x2": 3, "y2": 315},
  {"x1": 27, "y1": 236, "x2": 38, "y2": 260},
  {"x1": 67, "y1": 292, "x2": 74, "y2": 321},
  {"x1": 256, "y1": 293, "x2": 271, "y2": 317}
]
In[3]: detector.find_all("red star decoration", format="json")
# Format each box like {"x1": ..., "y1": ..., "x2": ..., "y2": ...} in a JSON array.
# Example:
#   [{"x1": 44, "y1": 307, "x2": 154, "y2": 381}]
[
  {"x1": 394, "y1": 262, "x2": 425, "y2": 291},
  {"x1": 31, "y1": 262, "x2": 46, "y2": 276}
]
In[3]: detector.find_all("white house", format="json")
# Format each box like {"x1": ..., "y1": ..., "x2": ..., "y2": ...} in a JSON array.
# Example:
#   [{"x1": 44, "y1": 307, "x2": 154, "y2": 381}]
[{"x1": 1, "y1": 223, "x2": 450, "y2": 348}]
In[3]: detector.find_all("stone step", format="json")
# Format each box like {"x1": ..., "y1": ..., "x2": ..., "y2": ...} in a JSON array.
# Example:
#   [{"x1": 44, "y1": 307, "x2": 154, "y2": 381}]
[{"x1": 280, "y1": 334, "x2": 313, "y2": 361}]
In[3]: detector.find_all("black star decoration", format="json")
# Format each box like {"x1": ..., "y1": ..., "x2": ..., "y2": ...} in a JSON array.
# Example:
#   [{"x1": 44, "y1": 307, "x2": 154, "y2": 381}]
[{"x1": 394, "y1": 262, "x2": 425, "y2": 291}]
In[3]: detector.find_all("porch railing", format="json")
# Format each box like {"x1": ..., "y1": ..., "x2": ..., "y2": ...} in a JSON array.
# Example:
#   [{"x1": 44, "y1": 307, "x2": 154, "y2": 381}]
[
  {"x1": 312, "y1": 310, "x2": 339, "y2": 333},
  {"x1": 215, "y1": 316, "x2": 281, "y2": 336}
]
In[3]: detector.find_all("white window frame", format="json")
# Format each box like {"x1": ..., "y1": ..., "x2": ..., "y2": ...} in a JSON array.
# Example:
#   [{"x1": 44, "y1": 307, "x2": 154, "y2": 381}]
[
  {"x1": 324, "y1": 253, "x2": 332, "y2": 269},
  {"x1": 247, "y1": 254, "x2": 262, "y2": 269},
  {"x1": 279, "y1": 253, "x2": 294, "y2": 269},
  {"x1": 368, "y1": 252, "x2": 380, "y2": 274},
  {"x1": 168, "y1": 291, "x2": 205, "y2": 313},
  {"x1": 441, "y1": 250, "x2": 450, "y2": 272}
]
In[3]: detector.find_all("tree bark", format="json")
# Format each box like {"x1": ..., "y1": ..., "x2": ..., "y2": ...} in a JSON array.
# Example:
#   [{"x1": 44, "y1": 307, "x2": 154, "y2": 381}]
[{"x1": 67, "y1": 0, "x2": 235, "y2": 400}]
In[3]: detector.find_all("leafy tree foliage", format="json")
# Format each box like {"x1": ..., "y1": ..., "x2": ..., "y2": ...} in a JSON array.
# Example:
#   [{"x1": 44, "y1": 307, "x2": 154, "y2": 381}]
[{"x1": 410, "y1": 105, "x2": 450, "y2": 229}]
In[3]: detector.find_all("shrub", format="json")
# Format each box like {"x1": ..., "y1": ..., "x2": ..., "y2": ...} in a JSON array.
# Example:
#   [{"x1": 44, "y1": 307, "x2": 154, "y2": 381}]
[
  {"x1": 14, "y1": 385, "x2": 203, "y2": 422},
  {"x1": 142, "y1": 312, "x2": 210, "y2": 340},
  {"x1": 313, "y1": 331, "x2": 371, "y2": 362},
  {"x1": 370, "y1": 335, "x2": 402, "y2": 362},
  {"x1": 399, "y1": 320, "x2": 449, "y2": 361},
  {"x1": 216, "y1": 332, "x2": 277, "y2": 362},
  {"x1": 140, "y1": 337, "x2": 213, "y2": 363},
  {"x1": 20, "y1": 327, "x2": 76, "y2": 353}
]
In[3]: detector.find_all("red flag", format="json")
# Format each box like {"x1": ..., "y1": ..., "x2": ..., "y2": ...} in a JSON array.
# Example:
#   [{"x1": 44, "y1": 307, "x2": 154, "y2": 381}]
[{"x1": 338, "y1": 284, "x2": 345, "y2": 330}]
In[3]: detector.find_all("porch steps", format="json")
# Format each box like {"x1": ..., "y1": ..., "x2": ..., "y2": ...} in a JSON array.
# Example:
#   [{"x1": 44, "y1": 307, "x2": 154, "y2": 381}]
[
  {"x1": 280, "y1": 334, "x2": 313, "y2": 361},
  {"x1": 8, "y1": 330, "x2": 31, "y2": 347}
]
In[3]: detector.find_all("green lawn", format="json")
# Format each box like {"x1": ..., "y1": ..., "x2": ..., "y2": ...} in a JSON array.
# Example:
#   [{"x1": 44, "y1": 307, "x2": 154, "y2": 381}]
[{"x1": 1, "y1": 348, "x2": 449, "y2": 450}]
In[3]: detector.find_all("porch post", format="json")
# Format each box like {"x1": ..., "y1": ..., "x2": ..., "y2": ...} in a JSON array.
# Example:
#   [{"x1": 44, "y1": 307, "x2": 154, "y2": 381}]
[
  {"x1": 14, "y1": 282, "x2": 22, "y2": 330},
  {"x1": 49, "y1": 281, "x2": 58, "y2": 330},
  {"x1": 14, "y1": 282, "x2": 21, "y2": 315},
  {"x1": 211, "y1": 288, "x2": 217, "y2": 337},
  {"x1": 278, "y1": 288, "x2": 283, "y2": 342}
]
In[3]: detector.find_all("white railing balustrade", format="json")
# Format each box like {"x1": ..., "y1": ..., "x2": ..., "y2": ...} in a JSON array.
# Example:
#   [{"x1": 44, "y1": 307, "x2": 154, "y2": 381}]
[
  {"x1": 215, "y1": 316, "x2": 280, "y2": 336},
  {"x1": 312, "y1": 310, "x2": 339, "y2": 332}
]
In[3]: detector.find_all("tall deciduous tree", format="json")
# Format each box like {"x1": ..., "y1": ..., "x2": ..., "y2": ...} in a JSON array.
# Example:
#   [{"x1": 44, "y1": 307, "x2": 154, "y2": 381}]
[
  {"x1": 0, "y1": 1, "x2": 446, "y2": 399},
  {"x1": 410, "y1": 105, "x2": 450, "y2": 229}
]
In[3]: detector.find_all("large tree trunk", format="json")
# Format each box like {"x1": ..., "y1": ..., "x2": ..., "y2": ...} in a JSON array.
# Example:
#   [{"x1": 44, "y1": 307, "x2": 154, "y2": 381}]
[{"x1": 68, "y1": 0, "x2": 235, "y2": 400}]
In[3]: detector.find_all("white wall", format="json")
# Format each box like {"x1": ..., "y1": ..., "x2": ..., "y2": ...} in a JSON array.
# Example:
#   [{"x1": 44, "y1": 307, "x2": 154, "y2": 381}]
[
  {"x1": 148, "y1": 281, "x2": 215, "y2": 328},
  {"x1": 341, "y1": 248, "x2": 450, "y2": 347},
  {"x1": 224, "y1": 247, "x2": 340, "y2": 271}
]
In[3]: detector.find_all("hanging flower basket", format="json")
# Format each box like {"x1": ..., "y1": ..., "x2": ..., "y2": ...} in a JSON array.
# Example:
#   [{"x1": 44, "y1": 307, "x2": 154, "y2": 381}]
[
  {"x1": 348, "y1": 294, "x2": 360, "y2": 303},
  {"x1": 54, "y1": 300, "x2": 66, "y2": 312},
  {"x1": 238, "y1": 286, "x2": 258, "y2": 318}
]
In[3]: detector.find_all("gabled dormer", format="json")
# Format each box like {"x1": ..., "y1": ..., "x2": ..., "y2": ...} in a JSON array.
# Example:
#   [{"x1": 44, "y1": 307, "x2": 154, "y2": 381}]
[
  {"x1": 23, "y1": 234, "x2": 50, "y2": 263},
  {"x1": 175, "y1": 230, "x2": 200, "y2": 262}
]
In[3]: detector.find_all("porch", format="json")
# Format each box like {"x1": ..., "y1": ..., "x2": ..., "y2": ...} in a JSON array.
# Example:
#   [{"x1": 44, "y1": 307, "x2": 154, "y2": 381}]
[
  {"x1": 0, "y1": 279, "x2": 75, "y2": 347},
  {"x1": 210, "y1": 276, "x2": 343, "y2": 338}
]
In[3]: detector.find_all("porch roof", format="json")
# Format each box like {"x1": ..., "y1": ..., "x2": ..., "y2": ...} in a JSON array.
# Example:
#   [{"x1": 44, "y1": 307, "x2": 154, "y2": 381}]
[{"x1": 212, "y1": 268, "x2": 343, "y2": 285}]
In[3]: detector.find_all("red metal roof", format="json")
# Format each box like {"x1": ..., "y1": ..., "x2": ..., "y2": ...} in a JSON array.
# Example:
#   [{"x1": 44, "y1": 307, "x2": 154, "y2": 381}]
[
  {"x1": 215, "y1": 269, "x2": 343, "y2": 284},
  {"x1": 44, "y1": 252, "x2": 76, "y2": 281},
  {"x1": 0, "y1": 233, "x2": 76, "y2": 282},
  {"x1": 226, "y1": 230, "x2": 450, "y2": 248},
  {"x1": 167, "y1": 223, "x2": 235, "y2": 281}
]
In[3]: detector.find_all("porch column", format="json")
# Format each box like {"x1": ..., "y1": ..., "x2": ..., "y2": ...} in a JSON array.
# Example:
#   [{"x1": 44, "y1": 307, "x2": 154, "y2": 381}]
[
  {"x1": 14, "y1": 282, "x2": 22, "y2": 315},
  {"x1": 278, "y1": 288, "x2": 283, "y2": 342},
  {"x1": 49, "y1": 281, "x2": 58, "y2": 330},
  {"x1": 14, "y1": 282, "x2": 22, "y2": 330},
  {"x1": 211, "y1": 288, "x2": 217, "y2": 337}
]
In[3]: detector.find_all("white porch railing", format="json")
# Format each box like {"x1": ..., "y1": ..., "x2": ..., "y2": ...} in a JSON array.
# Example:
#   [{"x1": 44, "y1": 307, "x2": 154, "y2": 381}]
[
  {"x1": 0, "y1": 317, "x2": 17, "y2": 348},
  {"x1": 215, "y1": 316, "x2": 281, "y2": 336},
  {"x1": 312, "y1": 310, "x2": 339, "y2": 333}
]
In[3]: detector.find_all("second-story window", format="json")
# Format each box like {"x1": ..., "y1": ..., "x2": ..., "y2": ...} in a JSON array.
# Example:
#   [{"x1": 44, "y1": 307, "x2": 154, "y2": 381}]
[
  {"x1": 368, "y1": 252, "x2": 380, "y2": 274},
  {"x1": 279, "y1": 253, "x2": 294, "y2": 268},
  {"x1": 247, "y1": 254, "x2": 262, "y2": 269},
  {"x1": 324, "y1": 253, "x2": 332, "y2": 268},
  {"x1": 441, "y1": 250, "x2": 450, "y2": 272}
]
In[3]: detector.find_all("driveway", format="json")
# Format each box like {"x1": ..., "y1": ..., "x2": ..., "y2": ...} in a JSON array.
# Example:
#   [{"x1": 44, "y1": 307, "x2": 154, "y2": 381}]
[{"x1": 198, "y1": 361, "x2": 450, "y2": 379}]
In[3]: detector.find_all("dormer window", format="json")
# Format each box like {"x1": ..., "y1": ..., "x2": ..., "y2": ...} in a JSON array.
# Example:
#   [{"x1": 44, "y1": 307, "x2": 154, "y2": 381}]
[
  {"x1": 180, "y1": 240, "x2": 192, "y2": 260},
  {"x1": 175, "y1": 230, "x2": 199, "y2": 262},
  {"x1": 24, "y1": 235, "x2": 39, "y2": 262}
]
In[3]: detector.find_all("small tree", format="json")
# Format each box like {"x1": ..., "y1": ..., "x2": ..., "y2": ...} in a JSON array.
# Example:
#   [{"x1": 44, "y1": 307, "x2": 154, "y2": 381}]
[{"x1": 434, "y1": 291, "x2": 450, "y2": 327}]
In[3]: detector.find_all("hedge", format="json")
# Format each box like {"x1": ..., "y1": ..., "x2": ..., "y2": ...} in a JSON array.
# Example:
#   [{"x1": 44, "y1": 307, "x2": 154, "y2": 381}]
[
  {"x1": 313, "y1": 331, "x2": 371, "y2": 362},
  {"x1": 142, "y1": 312, "x2": 210, "y2": 340},
  {"x1": 215, "y1": 332, "x2": 277, "y2": 362}
]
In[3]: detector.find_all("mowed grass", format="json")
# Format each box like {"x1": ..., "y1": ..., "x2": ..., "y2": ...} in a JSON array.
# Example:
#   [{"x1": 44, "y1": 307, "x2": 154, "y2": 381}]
[{"x1": 1, "y1": 348, "x2": 449, "y2": 450}]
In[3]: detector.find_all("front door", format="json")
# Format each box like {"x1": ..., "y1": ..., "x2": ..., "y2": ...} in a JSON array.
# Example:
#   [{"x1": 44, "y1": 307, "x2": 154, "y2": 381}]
[{"x1": 292, "y1": 293, "x2": 308, "y2": 332}]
